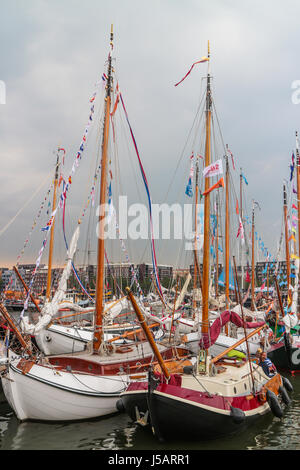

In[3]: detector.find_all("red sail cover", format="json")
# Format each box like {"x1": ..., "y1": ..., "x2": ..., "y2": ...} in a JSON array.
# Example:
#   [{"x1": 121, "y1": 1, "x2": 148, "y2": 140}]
[{"x1": 200, "y1": 310, "x2": 265, "y2": 349}]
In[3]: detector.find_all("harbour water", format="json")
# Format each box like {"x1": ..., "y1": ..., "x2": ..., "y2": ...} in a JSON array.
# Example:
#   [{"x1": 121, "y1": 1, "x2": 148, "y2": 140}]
[{"x1": 0, "y1": 374, "x2": 298, "y2": 451}]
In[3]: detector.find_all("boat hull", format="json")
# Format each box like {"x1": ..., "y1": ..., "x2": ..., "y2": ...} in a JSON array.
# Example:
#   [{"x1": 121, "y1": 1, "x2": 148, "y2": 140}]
[
  {"x1": 148, "y1": 387, "x2": 270, "y2": 441},
  {"x1": 268, "y1": 336, "x2": 300, "y2": 372},
  {"x1": 2, "y1": 359, "x2": 127, "y2": 422}
]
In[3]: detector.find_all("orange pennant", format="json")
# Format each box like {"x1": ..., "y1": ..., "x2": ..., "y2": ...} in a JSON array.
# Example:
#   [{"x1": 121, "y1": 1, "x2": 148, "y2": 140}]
[{"x1": 202, "y1": 177, "x2": 224, "y2": 196}]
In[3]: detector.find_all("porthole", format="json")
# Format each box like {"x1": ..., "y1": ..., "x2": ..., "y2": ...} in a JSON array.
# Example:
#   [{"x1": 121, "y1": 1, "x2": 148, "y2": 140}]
[{"x1": 234, "y1": 387, "x2": 237, "y2": 394}]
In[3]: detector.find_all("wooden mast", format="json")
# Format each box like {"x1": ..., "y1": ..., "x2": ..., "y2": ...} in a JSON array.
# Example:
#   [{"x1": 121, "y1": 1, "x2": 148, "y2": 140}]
[
  {"x1": 93, "y1": 25, "x2": 113, "y2": 351},
  {"x1": 225, "y1": 146, "x2": 230, "y2": 317},
  {"x1": 201, "y1": 41, "x2": 211, "y2": 339},
  {"x1": 283, "y1": 182, "x2": 291, "y2": 303},
  {"x1": 215, "y1": 195, "x2": 219, "y2": 298},
  {"x1": 251, "y1": 201, "x2": 255, "y2": 311},
  {"x1": 239, "y1": 168, "x2": 244, "y2": 292},
  {"x1": 193, "y1": 160, "x2": 199, "y2": 315},
  {"x1": 46, "y1": 151, "x2": 59, "y2": 300}
]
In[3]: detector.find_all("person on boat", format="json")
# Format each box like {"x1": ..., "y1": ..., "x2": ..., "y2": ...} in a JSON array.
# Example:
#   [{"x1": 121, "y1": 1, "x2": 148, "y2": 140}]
[{"x1": 258, "y1": 351, "x2": 277, "y2": 377}]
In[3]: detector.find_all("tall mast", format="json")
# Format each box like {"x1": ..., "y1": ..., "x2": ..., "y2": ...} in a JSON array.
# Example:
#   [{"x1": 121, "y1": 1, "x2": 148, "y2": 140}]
[
  {"x1": 251, "y1": 200, "x2": 255, "y2": 311},
  {"x1": 201, "y1": 41, "x2": 212, "y2": 338},
  {"x1": 46, "y1": 150, "x2": 60, "y2": 301},
  {"x1": 283, "y1": 182, "x2": 291, "y2": 303},
  {"x1": 94, "y1": 25, "x2": 114, "y2": 351},
  {"x1": 239, "y1": 168, "x2": 244, "y2": 291},
  {"x1": 193, "y1": 160, "x2": 199, "y2": 315},
  {"x1": 215, "y1": 195, "x2": 219, "y2": 298},
  {"x1": 225, "y1": 145, "x2": 230, "y2": 314}
]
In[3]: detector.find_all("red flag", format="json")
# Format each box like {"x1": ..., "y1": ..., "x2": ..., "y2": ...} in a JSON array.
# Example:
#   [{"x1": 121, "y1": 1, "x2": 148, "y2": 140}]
[
  {"x1": 245, "y1": 270, "x2": 251, "y2": 283},
  {"x1": 175, "y1": 57, "x2": 209, "y2": 87},
  {"x1": 236, "y1": 199, "x2": 239, "y2": 215},
  {"x1": 202, "y1": 177, "x2": 224, "y2": 196},
  {"x1": 292, "y1": 204, "x2": 298, "y2": 210}
]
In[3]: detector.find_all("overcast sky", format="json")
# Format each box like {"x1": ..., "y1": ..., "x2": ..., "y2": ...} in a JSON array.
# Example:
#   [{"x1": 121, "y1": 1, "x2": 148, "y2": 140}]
[{"x1": 1, "y1": 0, "x2": 300, "y2": 270}]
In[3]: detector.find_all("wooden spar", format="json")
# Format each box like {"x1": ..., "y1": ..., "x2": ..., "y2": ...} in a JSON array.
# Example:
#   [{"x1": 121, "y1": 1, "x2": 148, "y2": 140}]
[
  {"x1": 232, "y1": 256, "x2": 255, "y2": 393},
  {"x1": 201, "y1": 41, "x2": 211, "y2": 338},
  {"x1": 49, "y1": 295, "x2": 127, "y2": 323},
  {"x1": 225, "y1": 147, "x2": 230, "y2": 335},
  {"x1": 46, "y1": 151, "x2": 60, "y2": 301},
  {"x1": 274, "y1": 275, "x2": 285, "y2": 337},
  {"x1": 93, "y1": 25, "x2": 113, "y2": 351},
  {"x1": 193, "y1": 161, "x2": 199, "y2": 313},
  {"x1": 107, "y1": 322, "x2": 160, "y2": 343},
  {"x1": 215, "y1": 196, "x2": 219, "y2": 298},
  {"x1": 125, "y1": 287, "x2": 170, "y2": 380},
  {"x1": 0, "y1": 302, "x2": 32, "y2": 355},
  {"x1": 170, "y1": 278, "x2": 179, "y2": 341},
  {"x1": 283, "y1": 183, "x2": 291, "y2": 304},
  {"x1": 251, "y1": 201, "x2": 255, "y2": 311},
  {"x1": 210, "y1": 324, "x2": 265, "y2": 364},
  {"x1": 13, "y1": 266, "x2": 41, "y2": 313},
  {"x1": 153, "y1": 279, "x2": 167, "y2": 309}
]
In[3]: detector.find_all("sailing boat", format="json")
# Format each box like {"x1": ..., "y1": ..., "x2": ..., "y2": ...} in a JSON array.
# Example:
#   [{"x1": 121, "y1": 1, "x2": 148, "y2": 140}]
[
  {"x1": 118, "y1": 43, "x2": 292, "y2": 441},
  {"x1": 265, "y1": 154, "x2": 300, "y2": 372},
  {"x1": 0, "y1": 26, "x2": 190, "y2": 422}
]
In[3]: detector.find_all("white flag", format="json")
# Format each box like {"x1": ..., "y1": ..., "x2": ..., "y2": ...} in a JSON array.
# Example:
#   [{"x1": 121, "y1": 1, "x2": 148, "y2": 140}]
[
  {"x1": 236, "y1": 217, "x2": 245, "y2": 245},
  {"x1": 203, "y1": 159, "x2": 223, "y2": 178}
]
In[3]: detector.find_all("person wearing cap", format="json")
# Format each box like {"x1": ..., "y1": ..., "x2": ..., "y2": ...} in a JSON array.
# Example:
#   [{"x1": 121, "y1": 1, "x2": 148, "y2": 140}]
[{"x1": 258, "y1": 351, "x2": 277, "y2": 377}]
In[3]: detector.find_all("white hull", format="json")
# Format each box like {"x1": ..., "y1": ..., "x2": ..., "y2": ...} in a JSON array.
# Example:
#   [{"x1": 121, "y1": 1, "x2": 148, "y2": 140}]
[
  {"x1": 184, "y1": 330, "x2": 261, "y2": 356},
  {"x1": 2, "y1": 356, "x2": 128, "y2": 422},
  {"x1": 35, "y1": 323, "x2": 143, "y2": 355},
  {"x1": 1, "y1": 341, "x2": 187, "y2": 422}
]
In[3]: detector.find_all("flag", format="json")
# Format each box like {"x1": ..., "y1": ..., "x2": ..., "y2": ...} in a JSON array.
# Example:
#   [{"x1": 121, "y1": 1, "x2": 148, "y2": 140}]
[
  {"x1": 245, "y1": 270, "x2": 251, "y2": 283},
  {"x1": 185, "y1": 153, "x2": 194, "y2": 197},
  {"x1": 227, "y1": 148, "x2": 235, "y2": 170},
  {"x1": 202, "y1": 177, "x2": 224, "y2": 196},
  {"x1": 236, "y1": 199, "x2": 239, "y2": 215},
  {"x1": 185, "y1": 178, "x2": 193, "y2": 197},
  {"x1": 242, "y1": 173, "x2": 248, "y2": 185},
  {"x1": 175, "y1": 57, "x2": 209, "y2": 87},
  {"x1": 236, "y1": 217, "x2": 245, "y2": 244},
  {"x1": 203, "y1": 159, "x2": 223, "y2": 178}
]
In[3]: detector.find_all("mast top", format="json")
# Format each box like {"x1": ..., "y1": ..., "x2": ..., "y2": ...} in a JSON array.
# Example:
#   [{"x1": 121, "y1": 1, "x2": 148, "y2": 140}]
[{"x1": 110, "y1": 24, "x2": 114, "y2": 50}]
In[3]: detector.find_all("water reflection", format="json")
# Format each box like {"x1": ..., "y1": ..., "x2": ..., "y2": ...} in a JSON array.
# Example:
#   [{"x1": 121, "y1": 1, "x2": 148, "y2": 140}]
[{"x1": 0, "y1": 375, "x2": 298, "y2": 450}]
